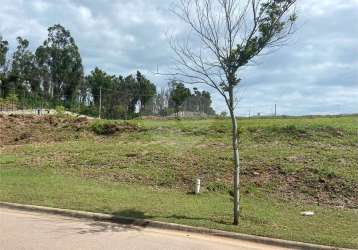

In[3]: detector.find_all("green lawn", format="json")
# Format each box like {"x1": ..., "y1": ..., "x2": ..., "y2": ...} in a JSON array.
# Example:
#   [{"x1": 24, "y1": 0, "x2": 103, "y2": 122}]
[
  {"x1": 1, "y1": 167, "x2": 357, "y2": 248},
  {"x1": 0, "y1": 115, "x2": 357, "y2": 248}
]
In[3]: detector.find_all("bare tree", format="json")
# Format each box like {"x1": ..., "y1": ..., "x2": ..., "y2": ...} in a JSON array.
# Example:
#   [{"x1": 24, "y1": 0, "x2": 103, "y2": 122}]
[{"x1": 170, "y1": 0, "x2": 297, "y2": 225}]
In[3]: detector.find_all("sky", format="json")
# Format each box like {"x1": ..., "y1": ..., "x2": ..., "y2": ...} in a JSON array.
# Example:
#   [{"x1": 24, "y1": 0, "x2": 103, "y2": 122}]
[{"x1": 0, "y1": 0, "x2": 357, "y2": 116}]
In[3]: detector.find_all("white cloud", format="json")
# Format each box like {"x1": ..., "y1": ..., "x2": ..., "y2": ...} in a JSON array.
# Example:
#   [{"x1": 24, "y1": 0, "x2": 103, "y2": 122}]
[
  {"x1": 32, "y1": 0, "x2": 50, "y2": 12},
  {"x1": 300, "y1": 0, "x2": 358, "y2": 16},
  {"x1": 0, "y1": 0, "x2": 357, "y2": 115}
]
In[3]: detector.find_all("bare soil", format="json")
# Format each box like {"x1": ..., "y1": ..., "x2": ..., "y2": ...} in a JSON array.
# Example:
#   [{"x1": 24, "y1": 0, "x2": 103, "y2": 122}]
[{"x1": 0, "y1": 114, "x2": 92, "y2": 145}]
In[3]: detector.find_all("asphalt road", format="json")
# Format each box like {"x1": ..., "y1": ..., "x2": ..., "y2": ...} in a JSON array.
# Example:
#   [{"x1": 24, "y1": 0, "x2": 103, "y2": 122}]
[{"x1": 0, "y1": 207, "x2": 290, "y2": 250}]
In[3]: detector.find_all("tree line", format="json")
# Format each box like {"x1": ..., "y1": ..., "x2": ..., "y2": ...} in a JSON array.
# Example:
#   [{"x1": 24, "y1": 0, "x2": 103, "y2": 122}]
[{"x1": 0, "y1": 24, "x2": 215, "y2": 119}]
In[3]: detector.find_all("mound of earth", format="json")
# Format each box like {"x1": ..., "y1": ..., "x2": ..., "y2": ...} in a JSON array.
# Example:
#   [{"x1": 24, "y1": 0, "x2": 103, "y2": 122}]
[
  {"x1": 0, "y1": 114, "x2": 139, "y2": 145},
  {"x1": 0, "y1": 114, "x2": 90, "y2": 145}
]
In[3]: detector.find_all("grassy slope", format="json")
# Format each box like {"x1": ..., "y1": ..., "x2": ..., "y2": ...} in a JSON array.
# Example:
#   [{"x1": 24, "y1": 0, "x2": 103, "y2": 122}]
[{"x1": 0, "y1": 115, "x2": 357, "y2": 248}]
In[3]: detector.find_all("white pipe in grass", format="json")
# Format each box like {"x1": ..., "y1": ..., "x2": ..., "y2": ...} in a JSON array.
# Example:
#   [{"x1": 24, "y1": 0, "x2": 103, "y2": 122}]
[{"x1": 195, "y1": 178, "x2": 201, "y2": 194}]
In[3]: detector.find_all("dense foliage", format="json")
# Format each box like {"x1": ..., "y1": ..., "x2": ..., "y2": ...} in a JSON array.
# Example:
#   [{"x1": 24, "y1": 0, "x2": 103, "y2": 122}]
[{"x1": 0, "y1": 25, "x2": 215, "y2": 119}]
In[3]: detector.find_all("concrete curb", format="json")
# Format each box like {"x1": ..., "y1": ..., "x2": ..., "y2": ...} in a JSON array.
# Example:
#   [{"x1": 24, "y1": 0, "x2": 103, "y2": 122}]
[{"x1": 0, "y1": 202, "x2": 352, "y2": 250}]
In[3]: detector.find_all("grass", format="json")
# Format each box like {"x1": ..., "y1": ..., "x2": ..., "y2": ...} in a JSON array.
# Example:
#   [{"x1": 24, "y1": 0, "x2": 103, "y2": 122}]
[
  {"x1": 0, "y1": 167, "x2": 357, "y2": 248},
  {"x1": 0, "y1": 115, "x2": 358, "y2": 248}
]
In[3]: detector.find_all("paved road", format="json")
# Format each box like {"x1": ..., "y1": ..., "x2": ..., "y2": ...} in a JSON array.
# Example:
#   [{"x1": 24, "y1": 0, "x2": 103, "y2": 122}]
[{"x1": 0, "y1": 207, "x2": 289, "y2": 250}]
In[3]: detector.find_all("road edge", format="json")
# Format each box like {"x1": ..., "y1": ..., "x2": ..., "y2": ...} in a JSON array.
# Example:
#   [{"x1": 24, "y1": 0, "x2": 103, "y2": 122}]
[{"x1": 0, "y1": 202, "x2": 351, "y2": 250}]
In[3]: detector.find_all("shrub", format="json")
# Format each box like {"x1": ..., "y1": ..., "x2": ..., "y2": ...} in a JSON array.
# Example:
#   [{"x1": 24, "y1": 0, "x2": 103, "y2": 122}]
[
  {"x1": 90, "y1": 120, "x2": 118, "y2": 135},
  {"x1": 90, "y1": 120, "x2": 140, "y2": 135},
  {"x1": 55, "y1": 105, "x2": 65, "y2": 115}
]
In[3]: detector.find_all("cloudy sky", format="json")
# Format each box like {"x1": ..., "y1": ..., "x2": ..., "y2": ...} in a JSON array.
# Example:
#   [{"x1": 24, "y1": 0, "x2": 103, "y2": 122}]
[{"x1": 1, "y1": 0, "x2": 357, "y2": 115}]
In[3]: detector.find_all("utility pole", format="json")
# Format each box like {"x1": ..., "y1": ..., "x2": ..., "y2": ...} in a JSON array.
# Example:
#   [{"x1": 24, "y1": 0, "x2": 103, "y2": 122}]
[
  {"x1": 274, "y1": 104, "x2": 277, "y2": 117},
  {"x1": 99, "y1": 87, "x2": 102, "y2": 119}
]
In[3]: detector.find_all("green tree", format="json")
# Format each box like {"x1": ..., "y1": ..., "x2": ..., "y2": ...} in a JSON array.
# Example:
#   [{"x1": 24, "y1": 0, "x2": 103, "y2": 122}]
[
  {"x1": 85, "y1": 69, "x2": 157, "y2": 120},
  {"x1": 106, "y1": 76, "x2": 131, "y2": 119},
  {"x1": 36, "y1": 24, "x2": 84, "y2": 103},
  {"x1": 169, "y1": 81, "x2": 191, "y2": 114},
  {"x1": 0, "y1": 36, "x2": 9, "y2": 97},
  {"x1": 172, "y1": 0, "x2": 297, "y2": 224},
  {"x1": 0, "y1": 36, "x2": 8, "y2": 68},
  {"x1": 200, "y1": 91, "x2": 215, "y2": 115},
  {"x1": 135, "y1": 71, "x2": 156, "y2": 113},
  {"x1": 11, "y1": 37, "x2": 39, "y2": 96},
  {"x1": 86, "y1": 67, "x2": 114, "y2": 106},
  {"x1": 122, "y1": 74, "x2": 138, "y2": 115}
]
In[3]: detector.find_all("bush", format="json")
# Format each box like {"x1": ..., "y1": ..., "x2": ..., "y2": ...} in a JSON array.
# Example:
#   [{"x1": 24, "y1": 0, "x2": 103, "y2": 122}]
[
  {"x1": 55, "y1": 105, "x2": 65, "y2": 115},
  {"x1": 90, "y1": 120, "x2": 140, "y2": 135},
  {"x1": 90, "y1": 120, "x2": 117, "y2": 135}
]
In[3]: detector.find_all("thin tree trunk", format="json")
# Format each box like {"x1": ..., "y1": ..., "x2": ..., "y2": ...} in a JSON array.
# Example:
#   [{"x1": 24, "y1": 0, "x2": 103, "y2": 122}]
[{"x1": 229, "y1": 89, "x2": 240, "y2": 225}]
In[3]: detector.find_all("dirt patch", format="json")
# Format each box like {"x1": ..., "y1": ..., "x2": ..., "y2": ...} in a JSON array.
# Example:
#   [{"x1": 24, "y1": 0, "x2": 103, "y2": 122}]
[
  {"x1": 280, "y1": 168, "x2": 358, "y2": 208},
  {"x1": 0, "y1": 114, "x2": 142, "y2": 145},
  {"x1": 14, "y1": 132, "x2": 32, "y2": 142},
  {"x1": 0, "y1": 115, "x2": 90, "y2": 145},
  {"x1": 0, "y1": 115, "x2": 88, "y2": 146},
  {"x1": 246, "y1": 125, "x2": 347, "y2": 142},
  {"x1": 196, "y1": 142, "x2": 228, "y2": 149},
  {"x1": 241, "y1": 164, "x2": 358, "y2": 208}
]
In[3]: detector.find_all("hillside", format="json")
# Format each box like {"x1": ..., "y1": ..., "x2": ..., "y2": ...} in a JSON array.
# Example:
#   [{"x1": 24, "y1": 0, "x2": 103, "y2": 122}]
[
  {"x1": 1, "y1": 114, "x2": 357, "y2": 247},
  {"x1": 1, "y1": 114, "x2": 357, "y2": 207}
]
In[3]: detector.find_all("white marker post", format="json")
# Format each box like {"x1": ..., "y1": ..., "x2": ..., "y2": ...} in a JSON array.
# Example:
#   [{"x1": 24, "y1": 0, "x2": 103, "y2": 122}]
[{"x1": 195, "y1": 178, "x2": 201, "y2": 194}]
